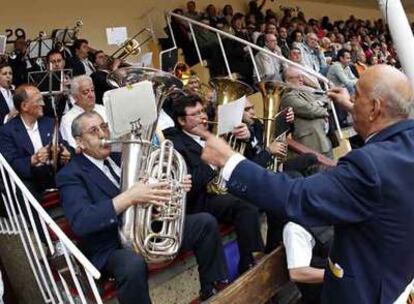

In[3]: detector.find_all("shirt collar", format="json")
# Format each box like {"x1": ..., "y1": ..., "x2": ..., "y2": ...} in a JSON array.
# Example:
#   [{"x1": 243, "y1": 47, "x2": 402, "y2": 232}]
[
  {"x1": 21, "y1": 117, "x2": 39, "y2": 131},
  {"x1": 83, "y1": 153, "x2": 105, "y2": 171},
  {"x1": 183, "y1": 130, "x2": 204, "y2": 144},
  {"x1": 364, "y1": 132, "x2": 378, "y2": 143},
  {"x1": 0, "y1": 87, "x2": 11, "y2": 97}
]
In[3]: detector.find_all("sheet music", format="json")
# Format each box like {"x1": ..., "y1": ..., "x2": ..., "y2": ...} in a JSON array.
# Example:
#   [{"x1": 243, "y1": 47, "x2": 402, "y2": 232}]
[
  {"x1": 217, "y1": 96, "x2": 246, "y2": 135},
  {"x1": 103, "y1": 80, "x2": 157, "y2": 138},
  {"x1": 106, "y1": 27, "x2": 128, "y2": 45}
]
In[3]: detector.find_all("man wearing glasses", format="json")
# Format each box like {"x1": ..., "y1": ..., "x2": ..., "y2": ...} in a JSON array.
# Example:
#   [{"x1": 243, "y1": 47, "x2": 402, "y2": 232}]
[
  {"x1": 166, "y1": 95, "x2": 265, "y2": 275},
  {"x1": 56, "y1": 111, "x2": 228, "y2": 303},
  {"x1": 60, "y1": 75, "x2": 106, "y2": 149}
]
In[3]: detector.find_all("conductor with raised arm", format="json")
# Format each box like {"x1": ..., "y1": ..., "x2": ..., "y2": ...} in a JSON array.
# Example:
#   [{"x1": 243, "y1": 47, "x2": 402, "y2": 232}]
[{"x1": 198, "y1": 65, "x2": 414, "y2": 303}]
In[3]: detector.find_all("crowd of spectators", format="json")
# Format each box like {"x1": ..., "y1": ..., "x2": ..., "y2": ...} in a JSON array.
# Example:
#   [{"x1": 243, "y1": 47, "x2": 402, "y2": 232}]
[{"x1": 170, "y1": 0, "x2": 399, "y2": 93}]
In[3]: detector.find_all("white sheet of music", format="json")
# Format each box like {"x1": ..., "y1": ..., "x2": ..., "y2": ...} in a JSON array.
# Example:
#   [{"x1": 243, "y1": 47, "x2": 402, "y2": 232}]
[
  {"x1": 103, "y1": 80, "x2": 157, "y2": 138},
  {"x1": 217, "y1": 95, "x2": 246, "y2": 135}
]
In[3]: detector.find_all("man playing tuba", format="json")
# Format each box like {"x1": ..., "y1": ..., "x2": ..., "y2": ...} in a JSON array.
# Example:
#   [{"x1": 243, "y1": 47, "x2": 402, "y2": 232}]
[{"x1": 56, "y1": 111, "x2": 228, "y2": 304}]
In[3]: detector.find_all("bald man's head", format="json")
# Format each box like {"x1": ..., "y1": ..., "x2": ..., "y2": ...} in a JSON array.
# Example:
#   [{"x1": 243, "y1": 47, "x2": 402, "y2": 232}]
[{"x1": 352, "y1": 64, "x2": 413, "y2": 139}]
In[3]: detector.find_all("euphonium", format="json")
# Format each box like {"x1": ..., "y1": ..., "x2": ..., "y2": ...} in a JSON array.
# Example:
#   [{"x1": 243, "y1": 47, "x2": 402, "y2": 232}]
[
  {"x1": 257, "y1": 80, "x2": 286, "y2": 172},
  {"x1": 207, "y1": 77, "x2": 253, "y2": 194},
  {"x1": 105, "y1": 67, "x2": 188, "y2": 263}
]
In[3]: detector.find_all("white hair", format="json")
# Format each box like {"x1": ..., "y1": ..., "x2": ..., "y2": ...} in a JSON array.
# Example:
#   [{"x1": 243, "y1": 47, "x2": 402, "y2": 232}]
[
  {"x1": 70, "y1": 75, "x2": 93, "y2": 96},
  {"x1": 370, "y1": 82, "x2": 414, "y2": 118}
]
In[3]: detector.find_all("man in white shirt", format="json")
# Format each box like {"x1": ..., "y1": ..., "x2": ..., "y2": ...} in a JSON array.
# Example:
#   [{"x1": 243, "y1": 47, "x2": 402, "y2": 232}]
[
  {"x1": 283, "y1": 222, "x2": 332, "y2": 303},
  {"x1": 60, "y1": 75, "x2": 106, "y2": 149},
  {"x1": 67, "y1": 39, "x2": 95, "y2": 76},
  {"x1": 0, "y1": 62, "x2": 17, "y2": 125},
  {"x1": 0, "y1": 84, "x2": 70, "y2": 198}
]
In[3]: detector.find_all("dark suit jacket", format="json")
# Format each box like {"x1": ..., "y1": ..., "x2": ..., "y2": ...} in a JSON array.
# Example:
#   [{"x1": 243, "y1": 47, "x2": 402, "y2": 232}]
[
  {"x1": 0, "y1": 116, "x2": 56, "y2": 179},
  {"x1": 227, "y1": 119, "x2": 414, "y2": 304},
  {"x1": 90, "y1": 70, "x2": 111, "y2": 105},
  {"x1": 55, "y1": 153, "x2": 121, "y2": 270},
  {"x1": 67, "y1": 56, "x2": 86, "y2": 76},
  {"x1": 0, "y1": 93, "x2": 10, "y2": 126},
  {"x1": 164, "y1": 128, "x2": 215, "y2": 214},
  {"x1": 244, "y1": 120, "x2": 273, "y2": 168}
]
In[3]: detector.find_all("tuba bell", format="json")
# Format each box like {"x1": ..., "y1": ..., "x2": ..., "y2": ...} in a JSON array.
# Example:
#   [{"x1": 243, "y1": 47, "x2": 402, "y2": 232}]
[
  {"x1": 207, "y1": 77, "x2": 253, "y2": 194},
  {"x1": 105, "y1": 67, "x2": 188, "y2": 263}
]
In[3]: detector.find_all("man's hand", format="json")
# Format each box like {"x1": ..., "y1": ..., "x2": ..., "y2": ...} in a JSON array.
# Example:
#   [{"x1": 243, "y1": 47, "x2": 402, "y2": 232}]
[
  {"x1": 31, "y1": 145, "x2": 50, "y2": 166},
  {"x1": 182, "y1": 174, "x2": 192, "y2": 192},
  {"x1": 327, "y1": 87, "x2": 353, "y2": 113},
  {"x1": 59, "y1": 144, "x2": 71, "y2": 165},
  {"x1": 268, "y1": 141, "x2": 287, "y2": 158},
  {"x1": 198, "y1": 131, "x2": 236, "y2": 168},
  {"x1": 128, "y1": 181, "x2": 171, "y2": 206},
  {"x1": 232, "y1": 123, "x2": 250, "y2": 140},
  {"x1": 285, "y1": 107, "x2": 295, "y2": 123}
]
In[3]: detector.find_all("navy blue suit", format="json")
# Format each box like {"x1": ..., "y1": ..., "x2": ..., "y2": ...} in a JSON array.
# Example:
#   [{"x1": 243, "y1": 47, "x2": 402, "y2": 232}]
[
  {"x1": 0, "y1": 116, "x2": 56, "y2": 180},
  {"x1": 226, "y1": 119, "x2": 414, "y2": 304},
  {"x1": 56, "y1": 153, "x2": 227, "y2": 304}
]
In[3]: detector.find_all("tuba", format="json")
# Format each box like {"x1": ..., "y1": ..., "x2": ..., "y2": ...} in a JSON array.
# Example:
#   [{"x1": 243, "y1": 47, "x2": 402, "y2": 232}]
[
  {"x1": 207, "y1": 77, "x2": 253, "y2": 194},
  {"x1": 105, "y1": 67, "x2": 188, "y2": 263}
]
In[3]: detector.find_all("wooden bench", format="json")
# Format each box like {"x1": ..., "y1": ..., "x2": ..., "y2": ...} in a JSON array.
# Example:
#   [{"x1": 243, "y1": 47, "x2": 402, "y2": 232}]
[{"x1": 208, "y1": 246, "x2": 290, "y2": 304}]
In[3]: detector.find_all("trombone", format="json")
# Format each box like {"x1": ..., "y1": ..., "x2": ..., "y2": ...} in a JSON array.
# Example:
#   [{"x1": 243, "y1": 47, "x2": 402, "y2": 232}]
[{"x1": 110, "y1": 28, "x2": 153, "y2": 61}]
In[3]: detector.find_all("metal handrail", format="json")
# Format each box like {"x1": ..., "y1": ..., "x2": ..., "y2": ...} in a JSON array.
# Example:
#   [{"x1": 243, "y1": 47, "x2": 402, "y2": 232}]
[
  {"x1": 0, "y1": 153, "x2": 103, "y2": 304},
  {"x1": 161, "y1": 10, "x2": 344, "y2": 139}
]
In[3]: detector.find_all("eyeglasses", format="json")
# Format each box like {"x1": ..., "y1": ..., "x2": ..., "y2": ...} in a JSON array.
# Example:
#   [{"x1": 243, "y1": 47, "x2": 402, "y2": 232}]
[
  {"x1": 83, "y1": 122, "x2": 109, "y2": 136},
  {"x1": 186, "y1": 109, "x2": 206, "y2": 117},
  {"x1": 244, "y1": 106, "x2": 254, "y2": 111}
]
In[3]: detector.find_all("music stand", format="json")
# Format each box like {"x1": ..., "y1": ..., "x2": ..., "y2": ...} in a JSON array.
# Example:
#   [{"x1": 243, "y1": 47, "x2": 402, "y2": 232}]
[
  {"x1": 28, "y1": 37, "x2": 53, "y2": 60},
  {"x1": 28, "y1": 69, "x2": 72, "y2": 117},
  {"x1": 52, "y1": 29, "x2": 77, "y2": 47}
]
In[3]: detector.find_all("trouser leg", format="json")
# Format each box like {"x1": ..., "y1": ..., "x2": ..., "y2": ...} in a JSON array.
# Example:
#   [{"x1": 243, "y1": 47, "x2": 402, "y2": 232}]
[{"x1": 104, "y1": 249, "x2": 150, "y2": 304}]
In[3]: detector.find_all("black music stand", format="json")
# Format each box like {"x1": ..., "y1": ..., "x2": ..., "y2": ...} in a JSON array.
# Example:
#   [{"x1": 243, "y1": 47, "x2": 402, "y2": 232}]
[{"x1": 28, "y1": 69, "x2": 72, "y2": 117}]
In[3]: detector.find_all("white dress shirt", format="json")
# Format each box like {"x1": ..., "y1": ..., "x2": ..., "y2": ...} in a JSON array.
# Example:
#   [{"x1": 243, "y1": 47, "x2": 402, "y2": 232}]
[
  {"x1": 222, "y1": 153, "x2": 246, "y2": 181},
  {"x1": 60, "y1": 104, "x2": 107, "y2": 148},
  {"x1": 81, "y1": 58, "x2": 95, "y2": 76},
  {"x1": 157, "y1": 109, "x2": 175, "y2": 131},
  {"x1": 21, "y1": 118, "x2": 43, "y2": 153},
  {"x1": 183, "y1": 130, "x2": 205, "y2": 148},
  {"x1": 1, "y1": 87, "x2": 14, "y2": 124},
  {"x1": 283, "y1": 222, "x2": 316, "y2": 269},
  {"x1": 83, "y1": 154, "x2": 121, "y2": 188}
]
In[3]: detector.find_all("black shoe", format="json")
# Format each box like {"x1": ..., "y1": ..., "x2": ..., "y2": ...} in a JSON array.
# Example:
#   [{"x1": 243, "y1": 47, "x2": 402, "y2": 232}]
[{"x1": 200, "y1": 287, "x2": 218, "y2": 301}]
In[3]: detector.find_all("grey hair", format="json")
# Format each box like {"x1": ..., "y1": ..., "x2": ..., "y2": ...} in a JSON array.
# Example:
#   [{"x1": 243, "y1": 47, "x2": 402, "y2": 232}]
[
  {"x1": 71, "y1": 111, "x2": 103, "y2": 138},
  {"x1": 369, "y1": 82, "x2": 414, "y2": 118},
  {"x1": 70, "y1": 75, "x2": 93, "y2": 96}
]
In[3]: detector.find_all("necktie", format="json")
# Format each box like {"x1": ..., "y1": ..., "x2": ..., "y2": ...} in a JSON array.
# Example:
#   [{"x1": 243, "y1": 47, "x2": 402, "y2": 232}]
[{"x1": 103, "y1": 159, "x2": 120, "y2": 185}]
